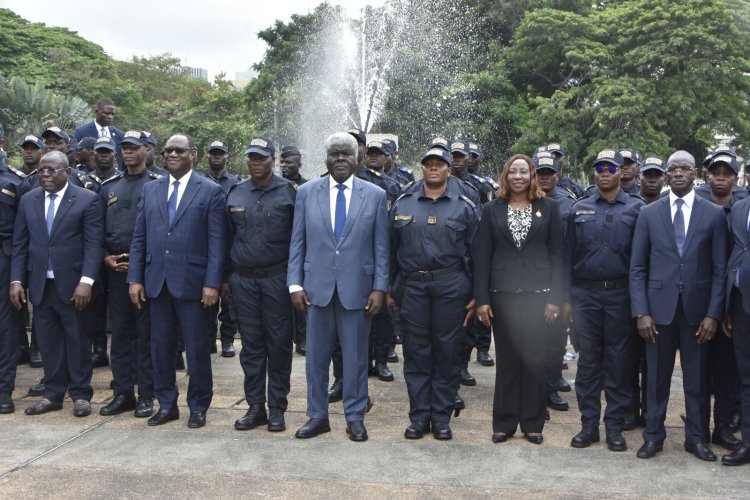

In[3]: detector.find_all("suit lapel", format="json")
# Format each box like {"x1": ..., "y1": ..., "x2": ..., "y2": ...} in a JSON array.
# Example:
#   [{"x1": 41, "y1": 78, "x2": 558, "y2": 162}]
[
  {"x1": 524, "y1": 199, "x2": 544, "y2": 244},
  {"x1": 170, "y1": 172, "x2": 200, "y2": 228},
  {"x1": 317, "y1": 177, "x2": 335, "y2": 243},
  {"x1": 658, "y1": 196, "x2": 680, "y2": 255},
  {"x1": 338, "y1": 177, "x2": 365, "y2": 246},
  {"x1": 682, "y1": 195, "x2": 705, "y2": 255},
  {"x1": 158, "y1": 176, "x2": 169, "y2": 225},
  {"x1": 495, "y1": 199, "x2": 515, "y2": 247},
  {"x1": 34, "y1": 190, "x2": 46, "y2": 238},
  {"x1": 50, "y1": 182, "x2": 75, "y2": 240}
]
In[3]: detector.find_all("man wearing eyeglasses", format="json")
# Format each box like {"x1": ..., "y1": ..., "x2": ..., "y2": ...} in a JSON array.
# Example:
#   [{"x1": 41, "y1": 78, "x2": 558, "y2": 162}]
[
  {"x1": 564, "y1": 149, "x2": 645, "y2": 452},
  {"x1": 630, "y1": 151, "x2": 728, "y2": 461},
  {"x1": 127, "y1": 134, "x2": 227, "y2": 429},
  {"x1": 9, "y1": 151, "x2": 104, "y2": 418}
]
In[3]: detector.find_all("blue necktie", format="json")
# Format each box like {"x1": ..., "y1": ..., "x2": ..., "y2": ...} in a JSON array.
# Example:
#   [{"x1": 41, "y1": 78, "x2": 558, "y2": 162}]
[
  {"x1": 46, "y1": 193, "x2": 57, "y2": 271},
  {"x1": 674, "y1": 198, "x2": 685, "y2": 256},
  {"x1": 334, "y1": 184, "x2": 346, "y2": 243},
  {"x1": 168, "y1": 180, "x2": 179, "y2": 225}
]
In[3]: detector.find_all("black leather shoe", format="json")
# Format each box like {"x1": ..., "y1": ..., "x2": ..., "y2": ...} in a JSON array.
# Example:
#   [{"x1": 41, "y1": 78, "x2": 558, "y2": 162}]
[
  {"x1": 27, "y1": 381, "x2": 45, "y2": 397},
  {"x1": 636, "y1": 441, "x2": 663, "y2": 458},
  {"x1": 492, "y1": 432, "x2": 510, "y2": 443},
  {"x1": 557, "y1": 378, "x2": 571, "y2": 392},
  {"x1": 477, "y1": 351, "x2": 494, "y2": 366},
  {"x1": 188, "y1": 411, "x2": 206, "y2": 428},
  {"x1": 175, "y1": 352, "x2": 186, "y2": 370},
  {"x1": 221, "y1": 341, "x2": 235, "y2": 358},
  {"x1": 91, "y1": 347, "x2": 109, "y2": 368},
  {"x1": 622, "y1": 413, "x2": 639, "y2": 431},
  {"x1": 234, "y1": 404, "x2": 268, "y2": 430},
  {"x1": 432, "y1": 421, "x2": 452, "y2": 440},
  {"x1": 459, "y1": 369, "x2": 476, "y2": 386},
  {"x1": 327, "y1": 379, "x2": 343, "y2": 403},
  {"x1": 375, "y1": 362, "x2": 394, "y2": 382},
  {"x1": 73, "y1": 399, "x2": 91, "y2": 417},
  {"x1": 387, "y1": 347, "x2": 399, "y2": 363},
  {"x1": 25, "y1": 398, "x2": 63, "y2": 415},
  {"x1": 0, "y1": 393, "x2": 15, "y2": 414},
  {"x1": 295, "y1": 344, "x2": 306, "y2": 356},
  {"x1": 571, "y1": 427, "x2": 600, "y2": 448},
  {"x1": 722, "y1": 442, "x2": 750, "y2": 466},
  {"x1": 404, "y1": 420, "x2": 430, "y2": 439},
  {"x1": 606, "y1": 430, "x2": 627, "y2": 452},
  {"x1": 684, "y1": 442, "x2": 717, "y2": 462},
  {"x1": 547, "y1": 392, "x2": 569, "y2": 411},
  {"x1": 712, "y1": 425, "x2": 742, "y2": 451},
  {"x1": 99, "y1": 394, "x2": 136, "y2": 416},
  {"x1": 346, "y1": 420, "x2": 368, "y2": 441},
  {"x1": 148, "y1": 407, "x2": 179, "y2": 426},
  {"x1": 267, "y1": 408, "x2": 285, "y2": 432},
  {"x1": 29, "y1": 348, "x2": 43, "y2": 368},
  {"x1": 295, "y1": 418, "x2": 331, "y2": 438},
  {"x1": 525, "y1": 433, "x2": 543, "y2": 445},
  {"x1": 134, "y1": 398, "x2": 154, "y2": 418},
  {"x1": 366, "y1": 396, "x2": 374, "y2": 413}
]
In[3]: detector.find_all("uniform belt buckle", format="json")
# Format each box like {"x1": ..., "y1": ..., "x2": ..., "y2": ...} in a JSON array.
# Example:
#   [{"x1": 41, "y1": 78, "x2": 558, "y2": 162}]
[
  {"x1": 418, "y1": 271, "x2": 433, "y2": 281},
  {"x1": 603, "y1": 280, "x2": 614, "y2": 290}
]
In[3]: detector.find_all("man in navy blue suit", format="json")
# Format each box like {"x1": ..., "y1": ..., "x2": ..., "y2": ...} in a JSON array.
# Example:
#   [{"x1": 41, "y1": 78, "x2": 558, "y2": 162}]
[
  {"x1": 128, "y1": 134, "x2": 227, "y2": 429},
  {"x1": 630, "y1": 150, "x2": 727, "y2": 461},
  {"x1": 288, "y1": 132, "x2": 389, "y2": 442},
  {"x1": 10, "y1": 151, "x2": 104, "y2": 417},
  {"x1": 73, "y1": 98, "x2": 125, "y2": 170}
]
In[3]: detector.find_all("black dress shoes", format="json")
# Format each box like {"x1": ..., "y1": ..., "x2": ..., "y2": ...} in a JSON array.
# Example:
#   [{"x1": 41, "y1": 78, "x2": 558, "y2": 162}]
[
  {"x1": 346, "y1": 420, "x2": 368, "y2": 442},
  {"x1": 712, "y1": 425, "x2": 742, "y2": 451},
  {"x1": 234, "y1": 404, "x2": 268, "y2": 430},
  {"x1": 459, "y1": 369, "x2": 476, "y2": 386},
  {"x1": 188, "y1": 411, "x2": 206, "y2": 428},
  {"x1": 684, "y1": 442, "x2": 717, "y2": 462},
  {"x1": 375, "y1": 362, "x2": 394, "y2": 382},
  {"x1": 432, "y1": 421, "x2": 452, "y2": 440},
  {"x1": 295, "y1": 418, "x2": 331, "y2": 439},
  {"x1": 134, "y1": 398, "x2": 154, "y2": 418},
  {"x1": 606, "y1": 430, "x2": 627, "y2": 452},
  {"x1": 27, "y1": 381, "x2": 45, "y2": 397},
  {"x1": 99, "y1": 394, "x2": 136, "y2": 416},
  {"x1": 571, "y1": 427, "x2": 600, "y2": 448},
  {"x1": 492, "y1": 432, "x2": 510, "y2": 443},
  {"x1": 328, "y1": 379, "x2": 343, "y2": 403},
  {"x1": 29, "y1": 348, "x2": 43, "y2": 368},
  {"x1": 73, "y1": 400, "x2": 91, "y2": 417},
  {"x1": 453, "y1": 393, "x2": 465, "y2": 418},
  {"x1": 366, "y1": 396, "x2": 374, "y2": 413},
  {"x1": 557, "y1": 378, "x2": 571, "y2": 392},
  {"x1": 404, "y1": 420, "x2": 430, "y2": 439},
  {"x1": 25, "y1": 398, "x2": 63, "y2": 415},
  {"x1": 295, "y1": 344, "x2": 306, "y2": 356},
  {"x1": 91, "y1": 347, "x2": 110, "y2": 368},
  {"x1": 636, "y1": 441, "x2": 663, "y2": 458},
  {"x1": 722, "y1": 442, "x2": 750, "y2": 466},
  {"x1": 267, "y1": 408, "x2": 286, "y2": 432},
  {"x1": 0, "y1": 393, "x2": 15, "y2": 414},
  {"x1": 525, "y1": 433, "x2": 543, "y2": 445},
  {"x1": 148, "y1": 407, "x2": 179, "y2": 426},
  {"x1": 547, "y1": 392, "x2": 569, "y2": 411},
  {"x1": 221, "y1": 341, "x2": 236, "y2": 358},
  {"x1": 387, "y1": 347, "x2": 399, "y2": 363},
  {"x1": 477, "y1": 351, "x2": 494, "y2": 366}
]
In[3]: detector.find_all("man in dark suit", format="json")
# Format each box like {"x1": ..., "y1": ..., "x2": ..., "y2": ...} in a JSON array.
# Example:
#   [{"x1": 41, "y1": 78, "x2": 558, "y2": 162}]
[
  {"x1": 721, "y1": 194, "x2": 750, "y2": 465},
  {"x1": 10, "y1": 151, "x2": 104, "y2": 417},
  {"x1": 128, "y1": 134, "x2": 227, "y2": 429},
  {"x1": 73, "y1": 98, "x2": 125, "y2": 170},
  {"x1": 630, "y1": 150, "x2": 727, "y2": 461},
  {"x1": 288, "y1": 132, "x2": 389, "y2": 442}
]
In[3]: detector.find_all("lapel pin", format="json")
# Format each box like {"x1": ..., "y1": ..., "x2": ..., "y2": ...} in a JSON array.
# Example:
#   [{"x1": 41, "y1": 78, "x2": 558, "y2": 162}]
[{"x1": 535, "y1": 210, "x2": 542, "y2": 218}]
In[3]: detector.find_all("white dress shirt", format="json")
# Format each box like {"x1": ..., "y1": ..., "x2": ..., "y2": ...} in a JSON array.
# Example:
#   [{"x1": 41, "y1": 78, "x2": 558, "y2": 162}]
[
  {"x1": 168, "y1": 169, "x2": 193, "y2": 210},
  {"x1": 96, "y1": 122, "x2": 110, "y2": 138},
  {"x1": 669, "y1": 189, "x2": 695, "y2": 236}
]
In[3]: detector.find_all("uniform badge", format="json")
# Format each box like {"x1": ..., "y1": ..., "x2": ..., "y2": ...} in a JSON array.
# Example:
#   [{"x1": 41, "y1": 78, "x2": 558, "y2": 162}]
[
  {"x1": 229, "y1": 207, "x2": 246, "y2": 212},
  {"x1": 107, "y1": 192, "x2": 117, "y2": 206},
  {"x1": 1, "y1": 188, "x2": 16, "y2": 198},
  {"x1": 427, "y1": 216, "x2": 437, "y2": 224},
  {"x1": 394, "y1": 215, "x2": 412, "y2": 221}
]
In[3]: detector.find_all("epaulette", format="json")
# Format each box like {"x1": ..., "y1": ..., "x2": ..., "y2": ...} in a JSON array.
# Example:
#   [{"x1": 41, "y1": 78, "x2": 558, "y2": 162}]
[
  {"x1": 236, "y1": 177, "x2": 252, "y2": 186},
  {"x1": 101, "y1": 173, "x2": 123, "y2": 185},
  {"x1": 460, "y1": 194, "x2": 476, "y2": 209},
  {"x1": 77, "y1": 172, "x2": 90, "y2": 184},
  {"x1": 393, "y1": 191, "x2": 412, "y2": 206},
  {"x1": 398, "y1": 166, "x2": 413, "y2": 174},
  {"x1": 148, "y1": 172, "x2": 162, "y2": 180},
  {"x1": 88, "y1": 173, "x2": 102, "y2": 184},
  {"x1": 470, "y1": 173, "x2": 487, "y2": 184},
  {"x1": 402, "y1": 180, "x2": 415, "y2": 190},
  {"x1": 570, "y1": 194, "x2": 592, "y2": 207},
  {"x1": 562, "y1": 187, "x2": 577, "y2": 199},
  {"x1": 368, "y1": 168, "x2": 383, "y2": 178},
  {"x1": 7, "y1": 165, "x2": 27, "y2": 178},
  {"x1": 486, "y1": 177, "x2": 500, "y2": 190},
  {"x1": 460, "y1": 178, "x2": 479, "y2": 192},
  {"x1": 279, "y1": 176, "x2": 299, "y2": 190}
]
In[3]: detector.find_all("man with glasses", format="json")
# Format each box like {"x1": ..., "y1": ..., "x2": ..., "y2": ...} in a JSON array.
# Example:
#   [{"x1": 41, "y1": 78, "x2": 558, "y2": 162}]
[
  {"x1": 630, "y1": 151, "x2": 728, "y2": 461},
  {"x1": 564, "y1": 149, "x2": 645, "y2": 452},
  {"x1": 10, "y1": 151, "x2": 104, "y2": 417},
  {"x1": 127, "y1": 134, "x2": 227, "y2": 429}
]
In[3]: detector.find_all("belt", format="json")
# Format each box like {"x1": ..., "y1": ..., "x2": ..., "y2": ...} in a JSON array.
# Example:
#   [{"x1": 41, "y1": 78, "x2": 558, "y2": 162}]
[
  {"x1": 402, "y1": 263, "x2": 463, "y2": 282},
  {"x1": 575, "y1": 278, "x2": 628, "y2": 290},
  {"x1": 233, "y1": 260, "x2": 287, "y2": 278}
]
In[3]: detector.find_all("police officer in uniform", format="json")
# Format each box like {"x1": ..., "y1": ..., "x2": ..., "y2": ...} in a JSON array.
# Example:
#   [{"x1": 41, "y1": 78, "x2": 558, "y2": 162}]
[
  {"x1": 638, "y1": 156, "x2": 666, "y2": 205},
  {"x1": 205, "y1": 140, "x2": 240, "y2": 357},
  {"x1": 545, "y1": 143, "x2": 585, "y2": 199},
  {"x1": 142, "y1": 132, "x2": 167, "y2": 176},
  {"x1": 388, "y1": 147, "x2": 478, "y2": 440},
  {"x1": 228, "y1": 137, "x2": 297, "y2": 433},
  {"x1": 382, "y1": 139, "x2": 414, "y2": 188},
  {"x1": 565, "y1": 149, "x2": 645, "y2": 451},
  {"x1": 451, "y1": 139, "x2": 495, "y2": 205},
  {"x1": 99, "y1": 131, "x2": 160, "y2": 418},
  {"x1": 76, "y1": 137, "x2": 97, "y2": 172}
]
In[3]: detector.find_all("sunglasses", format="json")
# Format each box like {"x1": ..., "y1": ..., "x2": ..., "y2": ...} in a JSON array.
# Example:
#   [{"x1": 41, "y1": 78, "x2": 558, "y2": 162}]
[
  {"x1": 163, "y1": 147, "x2": 192, "y2": 155},
  {"x1": 595, "y1": 164, "x2": 619, "y2": 174}
]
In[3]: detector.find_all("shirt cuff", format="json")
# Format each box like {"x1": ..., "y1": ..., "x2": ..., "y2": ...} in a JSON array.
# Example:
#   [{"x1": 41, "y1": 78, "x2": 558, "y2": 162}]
[
  {"x1": 80, "y1": 276, "x2": 95, "y2": 286},
  {"x1": 289, "y1": 285, "x2": 303, "y2": 293}
]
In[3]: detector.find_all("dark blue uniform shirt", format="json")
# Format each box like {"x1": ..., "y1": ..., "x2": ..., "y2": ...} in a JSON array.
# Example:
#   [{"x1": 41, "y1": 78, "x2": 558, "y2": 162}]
[
  {"x1": 100, "y1": 170, "x2": 161, "y2": 254},
  {"x1": 207, "y1": 170, "x2": 240, "y2": 194},
  {"x1": 357, "y1": 167, "x2": 401, "y2": 209},
  {"x1": 0, "y1": 163, "x2": 28, "y2": 241}
]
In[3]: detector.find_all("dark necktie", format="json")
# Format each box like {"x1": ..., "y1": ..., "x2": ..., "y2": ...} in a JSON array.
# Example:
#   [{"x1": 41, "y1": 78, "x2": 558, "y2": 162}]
[
  {"x1": 334, "y1": 184, "x2": 346, "y2": 243},
  {"x1": 46, "y1": 193, "x2": 57, "y2": 270},
  {"x1": 674, "y1": 198, "x2": 685, "y2": 256},
  {"x1": 168, "y1": 180, "x2": 180, "y2": 225}
]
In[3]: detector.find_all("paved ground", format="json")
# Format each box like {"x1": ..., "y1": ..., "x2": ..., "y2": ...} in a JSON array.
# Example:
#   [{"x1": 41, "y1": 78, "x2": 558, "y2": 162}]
[{"x1": 1, "y1": 341, "x2": 748, "y2": 499}]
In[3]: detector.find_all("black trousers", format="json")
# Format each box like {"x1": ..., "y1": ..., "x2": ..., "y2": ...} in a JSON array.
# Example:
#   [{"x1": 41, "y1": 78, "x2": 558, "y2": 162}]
[
  {"x1": 369, "y1": 309, "x2": 394, "y2": 365},
  {"x1": 206, "y1": 296, "x2": 237, "y2": 344},
  {"x1": 491, "y1": 291, "x2": 549, "y2": 435},
  {"x1": 0, "y1": 255, "x2": 18, "y2": 394},
  {"x1": 730, "y1": 289, "x2": 750, "y2": 443},
  {"x1": 461, "y1": 317, "x2": 492, "y2": 368},
  {"x1": 707, "y1": 320, "x2": 739, "y2": 427},
  {"x1": 544, "y1": 322, "x2": 566, "y2": 392}
]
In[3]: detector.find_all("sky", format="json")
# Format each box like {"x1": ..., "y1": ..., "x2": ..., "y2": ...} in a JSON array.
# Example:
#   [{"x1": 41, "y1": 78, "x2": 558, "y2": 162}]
[{"x1": 1, "y1": 0, "x2": 385, "y2": 81}]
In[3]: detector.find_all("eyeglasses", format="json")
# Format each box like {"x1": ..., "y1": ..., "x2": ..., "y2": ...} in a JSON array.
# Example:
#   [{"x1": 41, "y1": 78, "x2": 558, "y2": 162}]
[
  {"x1": 163, "y1": 147, "x2": 192, "y2": 155},
  {"x1": 666, "y1": 166, "x2": 694, "y2": 174},
  {"x1": 38, "y1": 166, "x2": 67, "y2": 175},
  {"x1": 595, "y1": 165, "x2": 619, "y2": 174}
]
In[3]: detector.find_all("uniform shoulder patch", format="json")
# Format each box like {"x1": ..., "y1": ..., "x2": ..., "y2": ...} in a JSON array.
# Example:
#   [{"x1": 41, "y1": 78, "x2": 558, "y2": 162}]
[
  {"x1": 88, "y1": 173, "x2": 102, "y2": 184},
  {"x1": 460, "y1": 195, "x2": 476, "y2": 209},
  {"x1": 7, "y1": 165, "x2": 26, "y2": 178},
  {"x1": 101, "y1": 173, "x2": 122, "y2": 185},
  {"x1": 148, "y1": 172, "x2": 161, "y2": 180}
]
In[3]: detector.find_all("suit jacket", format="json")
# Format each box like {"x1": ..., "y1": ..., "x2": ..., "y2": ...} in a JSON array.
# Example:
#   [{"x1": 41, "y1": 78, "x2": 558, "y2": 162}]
[
  {"x1": 127, "y1": 171, "x2": 227, "y2": 300},
  {"x1": 630, "y1": 193, "x2": 727, "y2": 325},
  {"x1": 473, "y1": 196, "x2": 565, "y2": 307},
  {"x1": 725, "y1": 196, "x2": 750, "y2": 314},
  {"x1": 10, "y1": 183, "x2": 104, "y2": 305},
  {"x1": 73, "y1": 121, "x2": 125, "y2": 169},
  {"x1": 287, "y1": 175, "x2": 389, "y2": 310}
]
